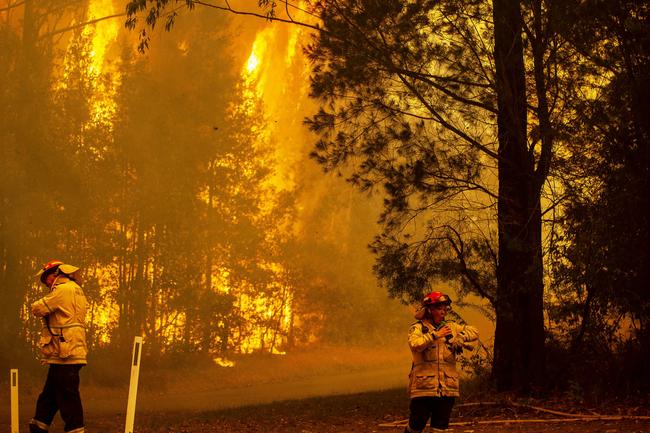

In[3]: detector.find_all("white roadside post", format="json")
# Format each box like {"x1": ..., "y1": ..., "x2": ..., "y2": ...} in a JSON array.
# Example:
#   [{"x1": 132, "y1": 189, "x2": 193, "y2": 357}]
[
  {"x1": 10, "y1": 369, "x2": 19, "y2": 433},
  {"x1": 124, "y1": 336, "x2": 143, "y2": 433}
]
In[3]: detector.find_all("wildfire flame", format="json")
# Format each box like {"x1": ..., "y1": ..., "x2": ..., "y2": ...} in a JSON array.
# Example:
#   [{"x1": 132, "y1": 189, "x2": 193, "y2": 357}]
[
  {"x1": 81, "y1": 0, "x2": 121, "y2": 130},
  {"x1": 246, "y1": 50, "x2": 261, "y2": 74},
  {"x1": 53, "y1": 2, "x2": 314, "y2": 357},
  {"x1": 85, "y1": 0, "x2": 118, "y2": 74},
  {"x1": 230, "y1": 6, "x2": 317, "y2": 355}
]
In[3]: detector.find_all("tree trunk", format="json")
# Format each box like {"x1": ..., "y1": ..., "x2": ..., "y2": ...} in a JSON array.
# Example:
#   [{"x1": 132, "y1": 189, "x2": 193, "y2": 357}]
[{"x1": 492, "y1": 0, "x2": 546, "y2": 392}]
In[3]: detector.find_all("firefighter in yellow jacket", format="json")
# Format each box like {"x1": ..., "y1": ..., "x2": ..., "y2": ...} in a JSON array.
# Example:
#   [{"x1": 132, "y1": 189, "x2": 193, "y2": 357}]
[
  {"x1": 30, "y1": 260, "x2": 87, "y2": 433},
  {"x1": 405, "y1": 291, "x2": 479, "y2": 433}
]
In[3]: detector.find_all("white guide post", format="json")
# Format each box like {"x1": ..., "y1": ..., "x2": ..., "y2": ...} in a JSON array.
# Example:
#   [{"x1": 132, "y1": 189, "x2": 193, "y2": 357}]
[
  {"x1": 10, "y1": 369, "x2": 19, "y2": 433},
  {"x1": 124, "y1": 336, "x2": 143, "y2": 433}
]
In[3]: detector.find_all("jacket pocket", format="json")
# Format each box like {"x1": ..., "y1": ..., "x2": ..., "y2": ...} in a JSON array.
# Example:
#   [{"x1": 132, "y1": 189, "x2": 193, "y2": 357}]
[
  {"x1": 58, "y1": 338, "x2": 72, "y2": 359},
  {"x1": 414, "y1": 374, "x2": 439, "y2": 390},
  {"x1": 442, "y1": 344, "x2": 457, "y2": 362},
  {"x1": 443, "y1": 372, "x2": 459, "y2": 390},
  {"x1": 39, "y1": 335, "x2": 52, "y2": 346},
  {"x1": 39, "y1": 335, "x2": 56, "y2": 357}
]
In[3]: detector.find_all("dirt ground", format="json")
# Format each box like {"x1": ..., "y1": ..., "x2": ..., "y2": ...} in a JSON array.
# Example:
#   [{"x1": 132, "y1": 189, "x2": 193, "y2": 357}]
[
  {"x1": 3, "y1": 348, "x2": 649, "y2": 433},
  {"x1": 7, "y1": 388, "x2": 647, "y2": 433}
]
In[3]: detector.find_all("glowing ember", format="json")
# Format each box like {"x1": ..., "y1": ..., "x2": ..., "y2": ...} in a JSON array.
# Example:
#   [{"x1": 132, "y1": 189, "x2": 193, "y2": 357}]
[{"x1": 213, "y1": 357, "x2": 235, "y2": 367}]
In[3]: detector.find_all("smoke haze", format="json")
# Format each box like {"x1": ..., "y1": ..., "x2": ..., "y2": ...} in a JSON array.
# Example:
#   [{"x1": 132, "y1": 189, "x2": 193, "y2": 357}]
[{"x1": 0, "y1": 1, "x2": 494, "y2": 422}]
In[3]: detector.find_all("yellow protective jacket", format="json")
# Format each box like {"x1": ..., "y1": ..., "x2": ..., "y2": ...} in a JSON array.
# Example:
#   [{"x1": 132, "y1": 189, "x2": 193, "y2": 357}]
[
  {"x1": 31, "y1": 277, "x2": 88, "y2": 365},
  {"x1": 407, "y1": 319, "x2": 478, "y2": 398}
]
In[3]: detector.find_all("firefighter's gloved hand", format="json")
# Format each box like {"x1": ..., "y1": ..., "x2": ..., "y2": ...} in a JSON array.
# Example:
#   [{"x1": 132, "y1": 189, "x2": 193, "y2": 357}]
[
  {"x1": 446, "y1": 337, "x2": 465, "y2": 354},
  {"x1": 433, "y1": 325, "x2": 452, "y2": 340}
]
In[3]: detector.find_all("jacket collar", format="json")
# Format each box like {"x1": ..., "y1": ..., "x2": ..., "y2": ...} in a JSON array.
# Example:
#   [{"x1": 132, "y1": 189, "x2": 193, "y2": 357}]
[
  {"x1": 51, "y1": 275, "x2": 71, "y2": 289},
  {"x1": 421, "y1": 318, "x2": 447, "y2": 331}
]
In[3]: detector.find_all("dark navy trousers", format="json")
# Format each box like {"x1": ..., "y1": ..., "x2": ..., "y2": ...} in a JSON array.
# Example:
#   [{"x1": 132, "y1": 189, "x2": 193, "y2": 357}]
[
  {"x1": 31, "y1": 364, "x2": 84, "y2": 433},
  {"x1": 407, "y1": 396, "x2": 455, "y2": 432}
]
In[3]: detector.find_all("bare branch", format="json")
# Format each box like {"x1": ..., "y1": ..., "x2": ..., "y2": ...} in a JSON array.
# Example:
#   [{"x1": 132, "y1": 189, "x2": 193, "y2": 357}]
[
  {"x1": 0, "y1": 0, "x2": 24, "y2": 13},
  {"x1": 444, "y1": 225, "x2": 496, "y2": 305},
  {"x1": 194, "y1": 0, "x2": 324, "y2": 34},
  {"x1": 530, "y1": 0, "x2": 554, "y2": 192},
  {"x1": 392, "y1": 66, "x2": 498, "y2": 114},
  {"x1": 395, "y1": 70, "x2": 499, "y2": 160},
  {"x1": 39, "y1": 12, "x2": 126, "y2": 39}
]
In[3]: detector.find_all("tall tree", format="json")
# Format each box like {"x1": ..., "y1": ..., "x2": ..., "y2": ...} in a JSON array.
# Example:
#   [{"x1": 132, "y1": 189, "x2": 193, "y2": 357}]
[
  {"x1": 304, "y1": 0, "x2": 552, "y2": 391},
  {"x1": 491, "y1": 0, "x2": 546, "y2": 392}
]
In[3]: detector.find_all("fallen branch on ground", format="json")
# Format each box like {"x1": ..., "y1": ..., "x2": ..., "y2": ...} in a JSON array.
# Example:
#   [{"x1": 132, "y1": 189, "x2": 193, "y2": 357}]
[
  {"x1": 379, "y1": 402, "x2": 650, "y2": 428},
  {"x1": 379, "y1": 415, "x2": 650, "y2": 428},
  {"x1": 454, "y1": 401, "x2": 604, "y2": 418}
]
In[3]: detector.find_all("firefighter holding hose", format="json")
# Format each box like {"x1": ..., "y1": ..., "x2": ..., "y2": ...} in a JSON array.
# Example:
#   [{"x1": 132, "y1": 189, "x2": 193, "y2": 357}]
[{"x1": 405, "y1": 291, "x2": 479, "y2": 433}]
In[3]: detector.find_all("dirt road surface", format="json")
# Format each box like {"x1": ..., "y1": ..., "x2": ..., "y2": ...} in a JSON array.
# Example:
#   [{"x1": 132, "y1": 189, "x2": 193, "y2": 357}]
[{"x1": 2, "y1": 365, "x2": 649, "y2": 433}]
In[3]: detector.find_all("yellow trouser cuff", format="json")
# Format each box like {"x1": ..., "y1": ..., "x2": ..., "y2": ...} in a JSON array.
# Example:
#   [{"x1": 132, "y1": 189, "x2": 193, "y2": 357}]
[{"x1": 30, "y1": 419, "x2": 50, "y2": 430}]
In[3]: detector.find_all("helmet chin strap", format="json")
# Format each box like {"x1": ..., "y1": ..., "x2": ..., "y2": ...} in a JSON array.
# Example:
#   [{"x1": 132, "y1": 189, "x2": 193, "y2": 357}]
[{"x1": 48, "y1": 273, "x2": 61, "y2": 290}]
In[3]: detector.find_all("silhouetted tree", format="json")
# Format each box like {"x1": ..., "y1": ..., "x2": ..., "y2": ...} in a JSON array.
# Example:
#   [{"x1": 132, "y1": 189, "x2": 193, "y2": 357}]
[
  {"x1": 547, "y1": 0, "x2": 650, "y2": 393},
  {"x1": 303, "y1": 0, "x2": 555, "y2": 392}
]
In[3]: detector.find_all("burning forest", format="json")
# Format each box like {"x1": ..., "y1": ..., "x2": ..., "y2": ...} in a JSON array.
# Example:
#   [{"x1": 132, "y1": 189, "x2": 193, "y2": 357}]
[{"x1": 1, "y1": 0, "x2": 649, "y2": 432}]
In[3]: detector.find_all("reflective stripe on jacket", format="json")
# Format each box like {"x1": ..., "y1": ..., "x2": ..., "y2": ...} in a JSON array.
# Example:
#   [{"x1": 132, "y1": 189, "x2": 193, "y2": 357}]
[
  {"x1": 407, "y1": 320, "x2": 478, "y2": 398},
  {"x1": 31, "y1": 277, "x2": 88, "y2": 365}
]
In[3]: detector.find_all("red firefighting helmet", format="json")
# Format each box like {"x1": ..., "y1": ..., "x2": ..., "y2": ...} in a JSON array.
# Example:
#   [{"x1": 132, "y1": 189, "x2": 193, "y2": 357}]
[
  {"x1": 36, "y1": 260, "x2": 79, "y2": 284},
  {"x1": 422, "y1": 291, "x2": 452, "y2": 307}
]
